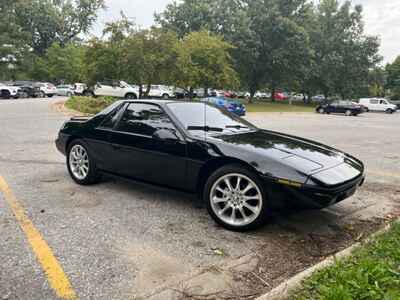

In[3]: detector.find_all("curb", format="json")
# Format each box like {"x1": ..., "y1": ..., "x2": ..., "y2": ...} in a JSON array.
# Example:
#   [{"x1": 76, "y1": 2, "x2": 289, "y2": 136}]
[{"x1": 256, "y1": 222, "x2": 394, "y2": 300}]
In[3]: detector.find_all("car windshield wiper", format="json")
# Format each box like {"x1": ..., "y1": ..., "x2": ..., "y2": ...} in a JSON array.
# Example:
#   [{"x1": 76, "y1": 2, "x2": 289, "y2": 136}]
[
  {"x1": 225, "y1": 125, "x2": 249, "y2": 129},
  {"x1": 187, "y1": 126, "x2": 224, "y2": 132}
]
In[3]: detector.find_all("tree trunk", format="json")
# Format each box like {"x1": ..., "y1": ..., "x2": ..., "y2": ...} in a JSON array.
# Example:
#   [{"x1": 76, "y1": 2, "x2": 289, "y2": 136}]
[
  {"x1": 249, "y1": 86, "x2": 257, "y2": 104},
  {"x1": 139, "y1": 84, "x2": 143, "y2": 99},
  {"x1": 189, "y1": 87, "x2": 194, "y2": 101},
  {"x1": 145, "y1": 84, "x2": 151, "y2": 99},
  {"x1": 271, "y1": 87, "x2": 276, "y2": 102}
]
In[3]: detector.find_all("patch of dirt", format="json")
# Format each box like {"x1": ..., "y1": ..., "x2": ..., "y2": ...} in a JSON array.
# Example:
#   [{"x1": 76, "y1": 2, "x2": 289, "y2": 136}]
[
  {"x1": 126, "y1": 244, "x2": 190, "y2": 297},
  {"x1": 50, "y1": 100, "x2": 92, "y2": 117},
  {"x1": 174, "y1": 200, "x2": 400, "y2": 300}
]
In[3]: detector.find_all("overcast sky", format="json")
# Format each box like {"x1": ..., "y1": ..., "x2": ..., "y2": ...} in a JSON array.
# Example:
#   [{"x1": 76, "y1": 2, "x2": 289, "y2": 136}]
[{"x1": 92, "y1": 0, "x2": 399, "y2": 64}]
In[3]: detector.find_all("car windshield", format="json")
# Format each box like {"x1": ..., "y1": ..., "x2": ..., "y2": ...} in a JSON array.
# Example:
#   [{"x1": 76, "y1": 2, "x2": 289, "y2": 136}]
[{"x1": 168, "y1": 102, "x2": 256, "y2": 137}]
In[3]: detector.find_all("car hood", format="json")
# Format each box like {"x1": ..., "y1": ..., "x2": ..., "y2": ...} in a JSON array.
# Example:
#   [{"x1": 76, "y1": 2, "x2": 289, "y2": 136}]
[{"x1": 209, "y1": 130, "x2": 362, "y2": 176}]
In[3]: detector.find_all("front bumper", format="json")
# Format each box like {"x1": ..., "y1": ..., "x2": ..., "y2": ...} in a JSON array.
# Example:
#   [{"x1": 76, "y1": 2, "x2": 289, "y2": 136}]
[
  {"x1": 264, "y1": 173, "x2": 365, "y2": 210},
  {"x1": 55, "y1": 133, "x2": 69, "y2": 155}
]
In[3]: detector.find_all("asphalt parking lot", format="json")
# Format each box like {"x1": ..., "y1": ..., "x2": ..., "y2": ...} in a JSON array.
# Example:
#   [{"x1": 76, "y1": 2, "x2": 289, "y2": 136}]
[{"x1": 1, "y1": 98, "x2": 399, "y2": 300}]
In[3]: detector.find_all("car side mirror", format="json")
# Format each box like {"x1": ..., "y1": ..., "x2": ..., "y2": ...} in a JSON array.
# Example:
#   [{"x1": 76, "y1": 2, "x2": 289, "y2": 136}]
[{"x1": 153, "y1": 129, "x2": 179, "y2": 142}]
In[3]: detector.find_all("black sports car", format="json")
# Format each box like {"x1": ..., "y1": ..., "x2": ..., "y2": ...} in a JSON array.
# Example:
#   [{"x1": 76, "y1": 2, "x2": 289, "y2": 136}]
[
  {"x1": 316, "y1": 100, "x2": 364, "y2": 116},
  {"x1": 56, "y1": 100, "x2": 365, "y2": 231}
]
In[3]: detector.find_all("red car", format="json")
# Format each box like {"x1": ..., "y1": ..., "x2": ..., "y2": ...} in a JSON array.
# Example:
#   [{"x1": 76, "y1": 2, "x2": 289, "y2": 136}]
[{"x1": 273, "y1": 92, "x2": 288, "y2": 101}]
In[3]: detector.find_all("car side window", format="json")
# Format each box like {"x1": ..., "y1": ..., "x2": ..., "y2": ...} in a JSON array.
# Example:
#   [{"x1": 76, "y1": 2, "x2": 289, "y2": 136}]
[
  {"x1": 116, "y1": 103, "x2": 176, "y2": 136},
  {"x1": 371, "y1": 99, "x2": 379, "y2": 104},
  {"x1": 99, "y1": 105, "x2": 124, "y2": 129}
]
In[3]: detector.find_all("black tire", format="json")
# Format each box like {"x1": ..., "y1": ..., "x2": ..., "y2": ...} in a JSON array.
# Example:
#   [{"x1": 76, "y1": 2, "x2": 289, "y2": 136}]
[
  {"x1": 318, "y1": 108, "x2": 325, "y2": 114},
  {"x1": 386, "y1": 109, "x2": 394, "y2": 114},
  {"x1": 48, "y1": 94, "x2": 54, "y2": 98},
  {"x1": 83, "y1": 90, "x2": 94, "y2": 97},
  {"x1": 38, "y1": 91, "x2": 45, "y2": 98},
  {"x1": 162, "y1": 93, "x2": 169, "y2": 100},
  {"x1": 204, "y1": 164, "x2": 270, "y2": 231},
  {"x1": 1, "y1": 90, "x2": 10, "y2": 99},
  {"x1": 345, "y1": 110, "x2": 352, "y2": 116},
  {"x1": 66, "y1": 139, "x2": 101, "y2": 185},
  {"x1": 125, "y1": 93, "x2": 137, "y2": 100}
]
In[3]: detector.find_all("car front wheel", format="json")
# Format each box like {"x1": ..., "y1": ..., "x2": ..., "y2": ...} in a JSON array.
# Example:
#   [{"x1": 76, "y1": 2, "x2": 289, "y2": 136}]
[
  {"x1": 345, "y1": 110, "x2": 352, "y2": 116},
  {"x1": 67, "y1": 140, "x2": 100, "y2": 185},
  {"x1": 318, "y1": 108, "x2": 325, "y2": 114},
  {"x1": 204, "y1": 164, "x2": 269, "y2": 231},
  {"x1": 386, "y1": 109, "x2": 394, "y2": 114}
]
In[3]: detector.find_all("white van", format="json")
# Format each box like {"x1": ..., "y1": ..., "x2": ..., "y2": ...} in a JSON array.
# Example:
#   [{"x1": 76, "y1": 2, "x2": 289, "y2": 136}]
[{"x1": 359, "y1": 98, "x2": 397, "y2": 114}]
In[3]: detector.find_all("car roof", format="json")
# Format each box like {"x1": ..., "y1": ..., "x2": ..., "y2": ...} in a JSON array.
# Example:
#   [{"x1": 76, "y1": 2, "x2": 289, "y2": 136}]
[{"x1": 123, "y1": 99, "x2": 194, "y2": 105}]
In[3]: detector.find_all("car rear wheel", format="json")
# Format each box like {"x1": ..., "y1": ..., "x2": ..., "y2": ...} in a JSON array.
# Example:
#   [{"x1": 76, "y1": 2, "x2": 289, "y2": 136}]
[
  {"x1": 162, "y1": 93, "x2": 169, "y2": 99},
  {"x1": 204, "y1": 164, "x2": 269, "y2": 231},
  {"x1": 345, "y1": 110, "x2": 352, "y2": 116},
  {"x1": 38, "y1": 91, "x2": 45, "y2": 98},
  {"x1": 318, "y1": 108, "x2": 325, "y2": 114},
  {"x1": 67, "y1": 140, "x2": 100, "y2": 185},
  {"x1": 1, "y1": 90, "x2": 11, "y2": 99}
]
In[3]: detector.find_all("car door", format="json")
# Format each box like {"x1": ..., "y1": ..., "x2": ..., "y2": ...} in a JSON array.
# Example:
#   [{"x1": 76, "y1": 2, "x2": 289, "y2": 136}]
[
  {"x1": 379, "y1": 99, "x2": 388, "y2": 111},
  {"x1": 95, "y1": 82, "x2": 113, "y2": 96},
  {"x1": 108, "y1": 103, "x2": 188, "y2": 189},
  {"x1": 326, "y1": 102, "x2": 338, "y2": 113},
  {"x1": 369, "y1": 99, "x2": 379, "y2": 111}
]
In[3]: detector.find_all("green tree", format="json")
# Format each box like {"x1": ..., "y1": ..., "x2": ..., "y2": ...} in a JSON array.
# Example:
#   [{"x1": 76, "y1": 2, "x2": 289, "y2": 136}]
[
  {"x1": 386, "y1": 56, "x2": 400, "y2": 99},
  {"x1": 45, "y1": 43, "x2": 86, "y2": 83},
  {"x1": 174, "y1": 31, "x2": 238, "y2": 99},
  {"x1": 156, "y1": 0, "x2": 312, "y2": 101},
  {"x1": 368, "y1": 67, "x2": 386, "y2": 97},
  {"x1": 309, "y1": 0, "x2": 381, "y2": 99},
  {"x1": 0, "y1": 0, "x2": 29, "y2": 80},
  {"x1": 16, "y1": 0, "x2": 105, "y2": 56}
]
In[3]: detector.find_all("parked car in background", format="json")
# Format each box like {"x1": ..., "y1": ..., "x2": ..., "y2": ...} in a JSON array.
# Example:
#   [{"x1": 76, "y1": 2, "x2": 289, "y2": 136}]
[
  {"x1": 174, "y1": 87, "x2": 190, "y2": 99},
  {"x1": 148, "y1": 85, "x2": 175, "y2": 99},
  {"x1": 56, "y1": 100, "x2": 365, "y2": 231},
  {"x1": 273, "y1": 92, "x2": 288, "y2": 101},
  {"x1": 201, "y1": 97, "x2": 246, "y2": 116},
  {"x1": 56, "y1": 85, "x2": 75, "y2": 97},
  {"x1": 236, "y1": 91, "x2": 250, "y2": 98},
  {"x1": 291, "y1": 93, "x2": 305, "y2": 101},
  {"x1": 254, "y1": 91, "x2": 270, "y2": 99},
  {"x1": 316, "y1": 100, "x2": 364, "y2": 116},
  {"x1": 312, "y1": 95, "x2": 325, "y2": 102},
  {"x1": 13, "y1": 81, "x2": 41, "y2": 98},
  {"x1": 92, "y1": 81, "x2": 139, "y2": 99},
  {"x1": 16, "y1": 85, "x2": 41, "y2": 98},
  {"x1": 359, "y1": 98, "x2": 397, "y2": 114},
  {"x1": 391, "y1": 100, "x2": 400, "y2": 109},
  {"x1": 73, "y1": 83, "x2": 88, "y2": 96},
  {"x1": 34, "y1": 82, "x2": 57, "y2": 98},
  {"x1": 0, "y1": 82, "x2": 20, "y2": 99}
]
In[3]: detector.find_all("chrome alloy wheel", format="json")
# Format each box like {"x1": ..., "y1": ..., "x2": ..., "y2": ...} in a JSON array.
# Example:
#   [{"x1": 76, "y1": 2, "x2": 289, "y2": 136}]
[
  {"x1": 69, "y1": 145, "x2": 90, "y2": 180},
  {"x1": 210, "y1": 173, "x2": 263, "y2": 227}
]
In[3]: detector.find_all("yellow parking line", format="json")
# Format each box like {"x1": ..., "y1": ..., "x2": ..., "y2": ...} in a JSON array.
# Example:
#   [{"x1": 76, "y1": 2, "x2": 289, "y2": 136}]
[{"x1": 0, "y1": 176, "x2": 78, "y2": 300}]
